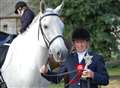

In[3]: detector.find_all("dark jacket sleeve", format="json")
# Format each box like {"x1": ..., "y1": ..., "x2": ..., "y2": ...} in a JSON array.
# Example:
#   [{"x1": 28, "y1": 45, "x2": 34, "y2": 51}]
[
  {"x1": 42, "y1": 63, "x2": 66, "y2": 84},
  {"x1": 21, "y1": 9, "x2": 35, "y2": 33},
  {"x1": 92, "y1": 55, "x2": 109, "y2": 85}
]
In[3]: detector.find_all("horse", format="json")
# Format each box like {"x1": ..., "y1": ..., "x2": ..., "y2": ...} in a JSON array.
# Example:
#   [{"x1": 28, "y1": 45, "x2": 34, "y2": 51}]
[{"x1": 0, "y1": 1, "x2": 68, "y2": 88}]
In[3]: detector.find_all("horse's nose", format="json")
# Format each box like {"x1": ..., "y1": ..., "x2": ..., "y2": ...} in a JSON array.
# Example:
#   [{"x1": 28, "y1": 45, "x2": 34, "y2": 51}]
[{"x1": 57, "y1": 50, "x2": 67, "y2": 59}]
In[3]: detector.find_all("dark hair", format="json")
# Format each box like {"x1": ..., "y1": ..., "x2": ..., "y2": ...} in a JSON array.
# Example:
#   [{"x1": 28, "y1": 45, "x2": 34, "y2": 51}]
[
  {"x1": 15, "y1": 1, "x2": 27, "y2": 14},
  {"x1": 72, "y1": 26, "x2": 90, "y2": 41}
]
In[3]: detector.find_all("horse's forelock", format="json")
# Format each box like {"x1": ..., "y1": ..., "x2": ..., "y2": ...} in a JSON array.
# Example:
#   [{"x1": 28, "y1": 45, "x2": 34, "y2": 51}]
[{"x1": 44, "y1": 8, "x2": 58, "y2": 15}]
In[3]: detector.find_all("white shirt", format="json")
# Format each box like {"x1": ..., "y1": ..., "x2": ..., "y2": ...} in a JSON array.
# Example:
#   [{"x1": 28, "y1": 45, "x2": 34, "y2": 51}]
[{"x1": 77, "y1": 50, "x2": 87, "y2": 63}]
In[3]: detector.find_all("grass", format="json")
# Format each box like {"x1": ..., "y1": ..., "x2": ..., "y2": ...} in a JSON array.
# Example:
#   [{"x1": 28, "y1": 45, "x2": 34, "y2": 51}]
[
  {"x1": 107, "y1": 67, "x2": 120, "y2": 76},
  {"x1": 101, "y1": 67, "x2": 120, "y2": 88},
  {"x1": 101, "y1": 80, "x2": 120, "y2": 88},
  {"x1": 49, "y1": 82, "x2": 64, "y2": 88},
  {"x1": 49, "y1": 67, "x2": 120, "y2": 88}
]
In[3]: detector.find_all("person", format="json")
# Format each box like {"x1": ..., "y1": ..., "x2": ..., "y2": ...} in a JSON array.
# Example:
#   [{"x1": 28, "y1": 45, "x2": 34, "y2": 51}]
[
  {"x1": 15, "y1": 1, "x2": 35, "y2": 34},
  {"x1": 40, "y1": 26, "x2": 109, "y2": 88}
]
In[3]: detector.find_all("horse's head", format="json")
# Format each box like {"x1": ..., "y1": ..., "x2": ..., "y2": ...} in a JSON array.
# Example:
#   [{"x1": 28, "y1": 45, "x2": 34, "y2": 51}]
[{"x1": 39, "y1": 0, "x2": 68, "y2": 62}]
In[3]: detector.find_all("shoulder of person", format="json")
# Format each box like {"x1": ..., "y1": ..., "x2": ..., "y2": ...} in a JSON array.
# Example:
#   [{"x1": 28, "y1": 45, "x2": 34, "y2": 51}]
[
  {"x1": 65, "y1": 52, "x2": 77, "y2": 61},
  {"x1": 24, "y1": 8, "x2": 34, "y2": 15},
  {"x1": 69, "y1": 52, "x2": 77, "y2": 57},
  {"x1": 88, "y1": 50, "x2": 104, "y2": 61}
]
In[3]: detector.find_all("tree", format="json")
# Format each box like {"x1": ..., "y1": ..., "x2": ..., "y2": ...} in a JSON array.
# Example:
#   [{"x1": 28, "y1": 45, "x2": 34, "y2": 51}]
[{"x1": 29, "y1": 0, "x2": 120, "y2": 61}]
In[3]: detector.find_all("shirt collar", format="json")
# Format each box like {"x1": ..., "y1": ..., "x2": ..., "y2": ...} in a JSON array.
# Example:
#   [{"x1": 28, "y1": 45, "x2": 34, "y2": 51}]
[{"x1": 77, "y1": 50, "x2": 87, "y2": 63}]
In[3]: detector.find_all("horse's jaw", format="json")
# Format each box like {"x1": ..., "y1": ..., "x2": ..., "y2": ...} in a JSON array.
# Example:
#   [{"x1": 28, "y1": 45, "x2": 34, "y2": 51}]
[
  {"x1": 36, "y1": 46, "x2": 49, "y2": 68},
  {"x1": 49, "y1": 38, "x2": 68, "y2": 62}
]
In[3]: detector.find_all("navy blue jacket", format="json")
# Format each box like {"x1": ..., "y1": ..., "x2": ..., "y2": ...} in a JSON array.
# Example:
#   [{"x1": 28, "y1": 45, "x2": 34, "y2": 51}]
[
  {"x1": 42, "y1": 51, "x2": 109, "y2": 88},
  {"x1": 20, "y1": 8, "x2": 35, "y2": 33}
]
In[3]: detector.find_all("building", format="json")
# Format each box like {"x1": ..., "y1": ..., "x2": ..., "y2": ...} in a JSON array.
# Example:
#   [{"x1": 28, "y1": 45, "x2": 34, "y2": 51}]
[{"x1": 0, "y1": 0, "x2": 29, "y2": 34}]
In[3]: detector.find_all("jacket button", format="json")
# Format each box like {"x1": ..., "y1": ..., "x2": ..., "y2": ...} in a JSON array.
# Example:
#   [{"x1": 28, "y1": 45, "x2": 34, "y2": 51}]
[{"x1": 78, "y1": 82, "x2": 80, "y2": 85}]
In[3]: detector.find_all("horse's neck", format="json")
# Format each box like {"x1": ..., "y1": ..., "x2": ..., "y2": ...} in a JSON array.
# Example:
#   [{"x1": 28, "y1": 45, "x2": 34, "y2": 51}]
[
  {"x1": 32, "y1": 46, "x2": 49, "y2": 68},
  {"x1": 17, "y1": 13, "x2": 49, "y2": 67},
  {"x1": 24, "y1": 13, "x2": 46, "y2": 48}
]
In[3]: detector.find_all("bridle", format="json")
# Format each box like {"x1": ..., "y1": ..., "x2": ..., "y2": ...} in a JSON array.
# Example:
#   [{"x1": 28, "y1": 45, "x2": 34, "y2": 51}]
[{"x1": 38, "y1": 13, "x2": 64, "y2": 49}]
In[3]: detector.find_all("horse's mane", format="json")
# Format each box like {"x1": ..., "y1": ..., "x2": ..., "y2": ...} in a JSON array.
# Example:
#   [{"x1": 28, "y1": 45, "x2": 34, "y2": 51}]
[
  {"x1": 30, "y1": 12, "x2": 42, "y2": 25},
  {"x1": 29, "y1": 8, "x2": 58, "y2": 28}
]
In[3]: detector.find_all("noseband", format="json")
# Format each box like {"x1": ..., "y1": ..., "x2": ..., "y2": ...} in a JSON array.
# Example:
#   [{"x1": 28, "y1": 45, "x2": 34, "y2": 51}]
[{"x1": 38, "y1": 13, "x2": 63, "y2": 49}]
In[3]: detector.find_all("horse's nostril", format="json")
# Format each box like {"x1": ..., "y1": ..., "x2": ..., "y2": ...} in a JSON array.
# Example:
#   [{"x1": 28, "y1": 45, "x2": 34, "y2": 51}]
[
  {"x1": 57, "y1": 52, "x2": 60, "y2": 56},
  {"x1": 57, "y1": 51, "x2": 62, "y2": 58}
]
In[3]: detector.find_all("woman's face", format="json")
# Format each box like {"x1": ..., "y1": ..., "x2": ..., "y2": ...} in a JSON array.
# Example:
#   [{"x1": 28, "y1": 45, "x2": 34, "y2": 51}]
[
  {"x1": 73, "y1": 39, "x2": 89, "y2": 53},
  {"x1": 17, "y1": 7, "x2": 24, "y2": 16}
]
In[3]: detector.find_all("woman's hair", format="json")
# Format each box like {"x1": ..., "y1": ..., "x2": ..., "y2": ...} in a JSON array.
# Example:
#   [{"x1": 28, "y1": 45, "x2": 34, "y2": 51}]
[{"x1": 15, "y1": 1, "x2": 28, "y2": 14}]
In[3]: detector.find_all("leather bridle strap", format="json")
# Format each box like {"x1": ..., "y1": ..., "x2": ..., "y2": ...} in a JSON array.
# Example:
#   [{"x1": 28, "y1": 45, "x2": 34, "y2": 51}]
[{"x1": 38, "y1": 13, "x2": 63, "y2": 49}]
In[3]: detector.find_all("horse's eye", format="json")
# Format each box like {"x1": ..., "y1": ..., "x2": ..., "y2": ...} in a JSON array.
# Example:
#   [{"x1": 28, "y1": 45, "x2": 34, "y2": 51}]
[{"x1": 44, "y1": 25, "x2": 48, "y2": 29}]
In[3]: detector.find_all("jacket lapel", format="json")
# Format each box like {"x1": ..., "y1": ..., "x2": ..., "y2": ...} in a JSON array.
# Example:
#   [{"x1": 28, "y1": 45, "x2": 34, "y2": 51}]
[
  {"x1": 72, "y1": 52, "x2": 85, "y2": 64},
  {"x1": 71, "y1": 53, "x2": 79, "y2": 65},
  {"x1": 71, "y1": 51, "x2": 92, "y2": 65}
]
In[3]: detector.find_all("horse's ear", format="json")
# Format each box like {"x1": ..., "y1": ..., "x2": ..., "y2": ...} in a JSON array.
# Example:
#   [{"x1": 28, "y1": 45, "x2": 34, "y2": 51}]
[
  {"x1": 40, "y1": 0, "x2": 46, "y2": 13},
  {"x1": 54, "y1": 0, "x2": 64, "y2": 14}
]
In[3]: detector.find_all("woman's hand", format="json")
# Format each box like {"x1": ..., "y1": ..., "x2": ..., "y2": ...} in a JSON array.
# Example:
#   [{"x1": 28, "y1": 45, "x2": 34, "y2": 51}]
[
  {"x1": 40, "y1": 64, "x2": 48, "y2": 74},
  {"x1": 82, "y1": 69, "x2": 94, "y2": 78}
]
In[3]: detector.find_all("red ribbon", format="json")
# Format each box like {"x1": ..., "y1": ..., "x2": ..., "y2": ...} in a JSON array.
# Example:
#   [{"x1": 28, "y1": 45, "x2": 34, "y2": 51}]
[{"x1": 69, "y1": 64, "x2": 85, "y2": 84}]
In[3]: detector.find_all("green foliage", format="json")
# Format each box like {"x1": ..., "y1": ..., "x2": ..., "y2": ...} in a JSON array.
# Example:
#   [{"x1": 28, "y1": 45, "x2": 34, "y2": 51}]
[
  {"x1": 29, "y1": 0, "x2": 61, "y2": 14},
  {"x1": 30, "y1": 0, "x2": 120, "y2": 61},
  {"x1": 63, "y1": 0, "x2": 120, "y2": 61}
]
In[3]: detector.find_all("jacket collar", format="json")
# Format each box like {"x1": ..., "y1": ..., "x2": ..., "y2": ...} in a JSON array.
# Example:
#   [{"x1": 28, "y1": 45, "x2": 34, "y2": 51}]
[{"x1": 72, "y1": 50, "x2": 92, "y2": 64}]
